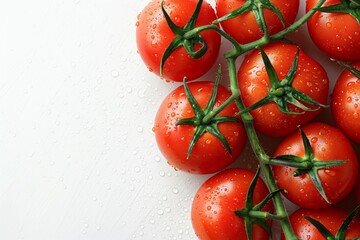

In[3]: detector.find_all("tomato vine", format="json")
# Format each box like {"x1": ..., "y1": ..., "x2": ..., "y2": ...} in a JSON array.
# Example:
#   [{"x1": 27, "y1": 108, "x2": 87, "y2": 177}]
[{"x1": 136, "y1": 0, "x2": 360, "y2": 239}]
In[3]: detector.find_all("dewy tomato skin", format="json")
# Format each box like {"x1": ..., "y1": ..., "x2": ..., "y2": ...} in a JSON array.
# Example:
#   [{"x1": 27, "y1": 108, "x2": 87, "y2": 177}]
[
  {"x1": 272, "y1": 122, "x2": 358, "y2": 209},
  {"x1": 215, "y1": 0, "x2": 299, "y2": 44},
  {"x1": 306, "y1": 0, "x2": 360, "y2": 61},
  {"x1": 191, "y1": 168, "x2": 272, "y2": 240},
  {"x1": 281, "y1": 208, "x2": 360, "y2": 240},
  {"x1": 237, "y1": 42, "x2": 329, "y2": 137},
  {"x1": 154, "y1": 81, "x2": 246, "y2": 174},
  {"x1": 331, "y1": 62, "x2": 360, "y2": 144},
  {"x1": 136, "y1": 0, "x2": 221, "y2": 82}
]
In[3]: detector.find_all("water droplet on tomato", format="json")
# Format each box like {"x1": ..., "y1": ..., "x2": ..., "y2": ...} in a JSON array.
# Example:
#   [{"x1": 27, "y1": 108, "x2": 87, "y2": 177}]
[
  {"x1": 353, "y1": 112, "x2": 359, "y2": 119},
  {"x1": 311, "y1": 137, "x2": 318, "y2": 143},
  {"x1": 324, "y1": 169, "x2": 336, "y2": 177},
  {"x1": 355, "y1": 104, "x2": 359, "y2": 109},
  {"x1": 347, "y1": 97, "x2": 352, "y2": 103},
  {"x1": 174, "y1": 16, "x2": 181, "y2": 23},
  {"x1": 326, "y1": 22, "x2": 332, "y2": 28},
  {"x1": 135, "y1": 21, "x2": 140, "y2": 27},
  {"x1": 347, "y1": 82, "x2": 355, "y2": 87}
]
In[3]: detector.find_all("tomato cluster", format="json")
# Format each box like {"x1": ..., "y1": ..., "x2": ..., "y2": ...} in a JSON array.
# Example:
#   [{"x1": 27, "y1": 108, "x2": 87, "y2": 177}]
[{"x1": 136, "y1": 0, "x2": 360, "y2": 239}]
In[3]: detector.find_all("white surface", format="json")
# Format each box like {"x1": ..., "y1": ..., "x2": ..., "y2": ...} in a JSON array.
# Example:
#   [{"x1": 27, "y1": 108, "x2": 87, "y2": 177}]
[{"x1": 0, "y1": 0, "x2": 342, "y2": 239}]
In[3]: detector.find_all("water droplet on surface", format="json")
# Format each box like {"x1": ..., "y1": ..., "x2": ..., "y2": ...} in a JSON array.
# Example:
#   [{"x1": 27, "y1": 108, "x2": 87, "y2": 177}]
[
  {"x1": 111, "y1": 70, "x2": 119, "y2": 78},
  {"x1": 172, "y1": 188, "x2": 179, "y2": 194},
  {"x1": 137, "y1": 126, "x2": 144, "y2": 133}
]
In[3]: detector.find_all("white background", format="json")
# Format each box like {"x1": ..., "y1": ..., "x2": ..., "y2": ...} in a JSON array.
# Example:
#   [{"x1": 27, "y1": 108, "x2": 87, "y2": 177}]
[{"x1": 0, "y1": 0, "x2": 344, "y2": 239}]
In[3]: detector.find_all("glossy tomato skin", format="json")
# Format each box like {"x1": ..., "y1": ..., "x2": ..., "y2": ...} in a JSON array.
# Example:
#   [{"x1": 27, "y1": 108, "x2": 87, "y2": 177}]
[
  {"x1": 215, "y1": 0, "x2": 299, "y2": 44},
  {"x1": 273, "y1": 122, "x2": 358, "y2": 209},
  {"x1": 238, "y1": 42, "x2": 329, "y2": 137},
  {"x1": 306, "y1": 0, "x2": 360, "y2": 61},
  {"x1": 191, "y1": 168, "x2": 272, "y2": 240},
  {"x1": 280, "y1": 207, "x2": 360, "y2": 240},
  {"x1": 136, "y1": 0, "x2": 221, "y2": 82},
  {"x1": 331, "y1": 62, "x2": 360, "y2": 144},
  {"x1": 154, "y1": 81, "x2": 246, "y2": 174}
]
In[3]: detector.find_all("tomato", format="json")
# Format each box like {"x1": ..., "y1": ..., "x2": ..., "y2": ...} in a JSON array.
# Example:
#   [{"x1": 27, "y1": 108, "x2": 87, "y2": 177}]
[
  {"x1": 306, "y1": 0, "x2": 360, "y2": 61},
  {"x1": 281, "y1": 207, "x2": 360, "y2": 240},
  {"x1": 191, "y1": 168, "x2": 272, "y2": 240},
  {"x1": 215, "y1": 0, "x2": 299, "y2": 44},
  {"x1": 331, "y1": 62, "x2": 360, "y2": 144},
  {"x1": 237, "y1": 42, "x2": 329, "y2": 137},
  {"x1": 154, "y1": 81, "x2": 246, "y2": 174},
  {"x1": 136, "y1": 0, "x2": 221, "y2": 82},
  {"x1": 272, "y1": 122, "x2": 358, "y2": 209}
]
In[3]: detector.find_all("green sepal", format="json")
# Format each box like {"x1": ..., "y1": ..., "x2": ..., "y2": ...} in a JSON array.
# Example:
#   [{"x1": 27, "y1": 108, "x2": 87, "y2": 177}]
[
  {"x1": 175, "y1": 66, "x2": 241, "y2": 159},
  {"x1": 160, "y1": 0, "x2": 209, "y2": 76},
  {"x1": 234, "y1": 167, "x2": 282, "y2": 240},
  {"x1": 316, "y1": 0, "x2": 360, "y2": 24},
  {"x1": 336, "y1": 205, "x2": 360, "y2": 240},
  {"x1": 304, "y1": 216, "x2": 334, "y2": 239},
  {"x1": 240, "y1": 47, "x2": 327, "y2": 115},
  {"x1": 338, "y1": 61, "x2": 360, "y2": 79},
  {"x1": 213, "y1": 0, "x2": 285, "y2": 38},
  {"x1": 304, "y1": 205, "x2": 360, "y2": 240}
]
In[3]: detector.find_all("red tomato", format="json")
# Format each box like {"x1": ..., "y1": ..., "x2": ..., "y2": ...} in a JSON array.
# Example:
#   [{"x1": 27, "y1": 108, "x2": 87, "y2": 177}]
[
  {"x1": 191, "y1": 168, "x2": 272, "y2": 240},
  {"x1": 237, "y1": 42, "x2": 329, "y2": 137},
  {"x1": 306, "y1": 0, "x2": 360, "y2": 61},
  {"x1": 331, "y1": 62, "x2": 360, "y2": 144},
  {"x1": 215, "y1": 0, "x2": 299, "y2": 44},
  {"x1": 136, "y1": 0, "x2": 221, "y2": 82},
  {"x1": 281, "y1": 207, "x2": 360, "y2": 240},
  {"x1": 154, "y1": 81, "x2": 246, "y2": 174},
  {"x1": 272, "y1": 122, "x2": 358, "y2": 209}
]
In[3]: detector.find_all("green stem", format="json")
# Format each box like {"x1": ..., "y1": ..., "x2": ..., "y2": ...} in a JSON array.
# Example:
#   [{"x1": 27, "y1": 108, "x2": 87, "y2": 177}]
[
  {"x1": 227, "y1": 57, "x2": 298, "y2": 240},
  {"x1": 185, "y1": 1, "x2": 326, "y2": 239},
  {"x1": 183, "y1": 24, "x2": 242, "y2": 53},
  {"x1": 249, "y1": 211, "x2": 285, "y2": 221}
]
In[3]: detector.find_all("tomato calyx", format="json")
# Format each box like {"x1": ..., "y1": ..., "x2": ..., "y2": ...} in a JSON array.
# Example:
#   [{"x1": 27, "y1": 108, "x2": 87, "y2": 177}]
[
  {"x1": 315, "y1": 0, "x2": 360, "y2": 24},
  {"x1": 234, "y1": 167, "x2": 283, "y2": 240},
  {"x1": 304, "y1": 206, "x2": 360, "y2": 240},
  {"x1": 160, "y1": 0, "x2": 208, "y2": 76},
  {"x1": 239, "y1": 47, "x2": 327, "y2": 116},
  {"x1": 213, "y1": 0, "x2": 286, "y2": 38},
  {"x1": 270, "y1": 127, "x2": 345, "y2": 204},
  {"x1": 337, "y1": 61, "x2": 360, "y2": 79},
  {"x1": 176, "y1": 66, "x2": 241, "y2": 159}
]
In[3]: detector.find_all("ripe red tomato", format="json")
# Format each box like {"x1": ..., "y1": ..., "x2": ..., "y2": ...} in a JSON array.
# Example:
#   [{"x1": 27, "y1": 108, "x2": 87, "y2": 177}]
[
  {"x1": 136, "y1": 0, "x2": 221, "y2": 82},
  {"x1": 154, "y1": 81, "x2": 246, "y2": 174},
  {"x1": 191, "y1": 168, "x2": 272, "y2": 240},
  {"x1": 281, "y1": 207, "x2": 360, "y2": 240},
  {"x1": 306, "y1": 0, "x2": 360, "y2": 61},
  {"x1": 237, "y1": 42, "x2": 329, "y2": 137},
  {"x1": 331, "y1": 62, "x2": 360, "y2": 144},
  {"x1": 272, "y1": 122, "x2": 358, "y2": 209},
  {"x1": 215, "y1": 0, "x2": 299, "y2": 44}
]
